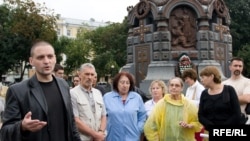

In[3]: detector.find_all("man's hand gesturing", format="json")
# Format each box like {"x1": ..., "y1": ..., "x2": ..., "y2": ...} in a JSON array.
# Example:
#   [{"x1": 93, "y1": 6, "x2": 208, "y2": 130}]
[{"x1": 21, "y1": 111, "x2": 47, "y2": 132}]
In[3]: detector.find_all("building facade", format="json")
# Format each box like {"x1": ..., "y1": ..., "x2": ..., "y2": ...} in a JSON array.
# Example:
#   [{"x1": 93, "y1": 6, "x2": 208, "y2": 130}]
[{"x1": 56, "y1": 16, "x2": 110, "y2": 38}]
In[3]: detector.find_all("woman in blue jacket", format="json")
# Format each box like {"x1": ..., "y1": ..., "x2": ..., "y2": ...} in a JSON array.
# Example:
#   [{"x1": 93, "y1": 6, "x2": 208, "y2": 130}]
[{"x1": 103, "y1": 71, "x2": 147, "y2": 141}]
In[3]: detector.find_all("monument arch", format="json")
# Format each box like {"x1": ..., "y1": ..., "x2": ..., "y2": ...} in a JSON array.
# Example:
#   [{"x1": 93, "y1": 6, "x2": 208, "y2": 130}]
[{"x1": 122, "y1": 0, "x2": 231, "y2": 94}]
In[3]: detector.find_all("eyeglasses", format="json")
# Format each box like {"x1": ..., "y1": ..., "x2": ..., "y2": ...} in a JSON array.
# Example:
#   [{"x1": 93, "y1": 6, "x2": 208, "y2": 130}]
[
  {"x1": 119, "y1": 81, "x2": 130, "y2": 85},
  {"x1": 169, "y1": 84, "x2": 181, "y2": 87}
]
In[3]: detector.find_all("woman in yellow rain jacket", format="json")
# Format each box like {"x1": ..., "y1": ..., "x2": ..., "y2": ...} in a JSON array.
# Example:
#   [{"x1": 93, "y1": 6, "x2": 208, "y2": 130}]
[{"x1": 144, "y1": 77, "x2": 202, "y2": 141}]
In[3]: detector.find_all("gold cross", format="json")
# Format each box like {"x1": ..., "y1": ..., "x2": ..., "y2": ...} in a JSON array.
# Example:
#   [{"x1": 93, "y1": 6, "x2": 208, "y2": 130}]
[
  {"x1": 215, "y1": 19, "x2": 227, "y2": 41},
  {"x1": 133, "y1": 20, "x2": 151, "y2": 42}
]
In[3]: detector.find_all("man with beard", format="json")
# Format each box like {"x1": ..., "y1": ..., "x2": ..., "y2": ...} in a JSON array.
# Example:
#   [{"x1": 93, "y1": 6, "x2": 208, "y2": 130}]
[{"x1": 223, "y1": 57, "x2": 250, "y2": 124}]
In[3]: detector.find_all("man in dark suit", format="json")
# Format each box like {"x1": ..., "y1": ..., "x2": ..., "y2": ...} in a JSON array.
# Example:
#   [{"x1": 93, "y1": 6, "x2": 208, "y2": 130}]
[{"x1": 0, "y1": 41, "x2": 81, "y2": 141}]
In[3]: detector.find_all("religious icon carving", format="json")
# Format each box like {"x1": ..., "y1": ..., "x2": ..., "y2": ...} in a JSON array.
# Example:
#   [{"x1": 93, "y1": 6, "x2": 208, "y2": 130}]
[
  {"x1": 135, "y1": 0, "x2": 151, "y2": 19},
  {"x1": 214, "y1": 0, "x2": 227, "y2": 18},
  {"x1": 170, "y1": 7, "x2": 197, "y2": 49}
]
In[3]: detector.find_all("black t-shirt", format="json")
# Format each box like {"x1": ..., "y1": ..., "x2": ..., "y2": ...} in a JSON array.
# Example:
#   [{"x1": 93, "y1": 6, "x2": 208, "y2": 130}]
[
  {"x1": 198, "y1": 85, "x2": 242, "y2": 130},
  {"x1": 40, "y1": 79, "x2": 68, "y2": 141}
]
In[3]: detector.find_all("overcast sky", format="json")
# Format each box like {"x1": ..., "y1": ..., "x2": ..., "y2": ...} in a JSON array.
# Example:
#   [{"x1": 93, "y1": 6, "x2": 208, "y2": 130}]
[{"x1": 1, "y1": 0, "x2": 139, "y2": 23}]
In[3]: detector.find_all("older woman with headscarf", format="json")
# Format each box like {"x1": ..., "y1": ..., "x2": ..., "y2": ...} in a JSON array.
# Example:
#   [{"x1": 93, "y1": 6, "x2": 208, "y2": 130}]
[{"x1": 144, "y1": 77, "x2": 202, "y2": 141}]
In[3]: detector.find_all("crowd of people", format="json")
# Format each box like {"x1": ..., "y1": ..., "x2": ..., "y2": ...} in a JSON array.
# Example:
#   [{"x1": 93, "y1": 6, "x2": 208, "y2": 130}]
[{"x1": 0, "y1": 40, "x2": 249, "y2": 141}]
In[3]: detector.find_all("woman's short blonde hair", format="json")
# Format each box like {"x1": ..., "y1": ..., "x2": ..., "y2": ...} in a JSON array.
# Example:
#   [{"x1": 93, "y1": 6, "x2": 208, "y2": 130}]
[{"x1": 148, "y1": 80, "x2": 167, "y2": 96}]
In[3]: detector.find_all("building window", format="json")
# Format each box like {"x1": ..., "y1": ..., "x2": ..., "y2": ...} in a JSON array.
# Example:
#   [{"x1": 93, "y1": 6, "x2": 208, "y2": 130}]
[
  {"x1": 67, "y1": 29, "x2": 71, "y2": 36},
  {"x1": 77, "y1": 28, "x2": 81, "y2": 35},
  {"x1": 57, "y1": 29, "x2": 60, "y2": 35}
]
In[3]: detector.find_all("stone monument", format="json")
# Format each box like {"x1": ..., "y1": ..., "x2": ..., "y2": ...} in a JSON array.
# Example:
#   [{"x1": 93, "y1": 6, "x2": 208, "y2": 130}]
[{"x1": 122, "y1": 0, "x2": 232, "y2": 94}]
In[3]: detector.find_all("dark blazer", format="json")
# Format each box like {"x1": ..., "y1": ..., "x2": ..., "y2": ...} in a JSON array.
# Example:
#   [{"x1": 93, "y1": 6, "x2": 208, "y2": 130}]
[{"x1": 0, "y1": 75, "x2": 81, "y2": 141}]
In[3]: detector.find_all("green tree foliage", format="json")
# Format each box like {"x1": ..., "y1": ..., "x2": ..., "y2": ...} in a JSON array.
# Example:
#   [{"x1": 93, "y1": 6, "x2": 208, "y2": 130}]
[
  {"x1": 52, "y1": 36, "x2": 70, "y2": 65},
  {"x1": 224, "y1": 0, "x2": 250, "y2": 55},
  {"x1": 0, "y1": 0, "x2": 58, "y2": 81},
  {"x1": 224, "y1": 0, "x2": 250, "y2": 76},
  {"x1": 63, "y1": 28, "x2": 93, "y2": 75},
  {"x1": 92, "y1": 52, "x2": 119, "y2": 77},
  {"x1": 86, "y1": 21, "x2": 128, "y2": 77},
  {"x1": 0, "y1": 4, "x2": 16, "y2": 79},
  {"x1": 237, "y1": 44, "x2": 250, "y2": 77}
]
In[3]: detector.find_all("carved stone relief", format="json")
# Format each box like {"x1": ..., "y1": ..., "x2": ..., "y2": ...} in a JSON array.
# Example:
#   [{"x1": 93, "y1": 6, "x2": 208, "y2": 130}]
[
  {"x1": 123, "y1": 0, "x2": 232, "y2": 89},
  {"x1": 214, "y1": 43, "x2": 226, "y2": 60},
  {"x1": 133, "y1": 20, "x2": 152, "y2": 42},
  {"x1": 169, "y1": 7, "x2": 197, "y2": 50},
  {"x1": 214, "y1": 0, "x2": 227, "y2": 18},
  {"x1": 135, "y1": 0, "x2": 151, "y2": 19},
  {"x1": 135, "y1": 45, "x2": 150, "y2": 86}
]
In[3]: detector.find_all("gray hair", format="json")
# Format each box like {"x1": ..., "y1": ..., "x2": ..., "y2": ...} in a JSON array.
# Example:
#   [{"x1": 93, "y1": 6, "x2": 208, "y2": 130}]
[
  {"x1": 79, "y1": 63, "x2": 96, "y2": 72},
  {"x1": 167, "y1": 77, "x2": 184, "y2": 87}
]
